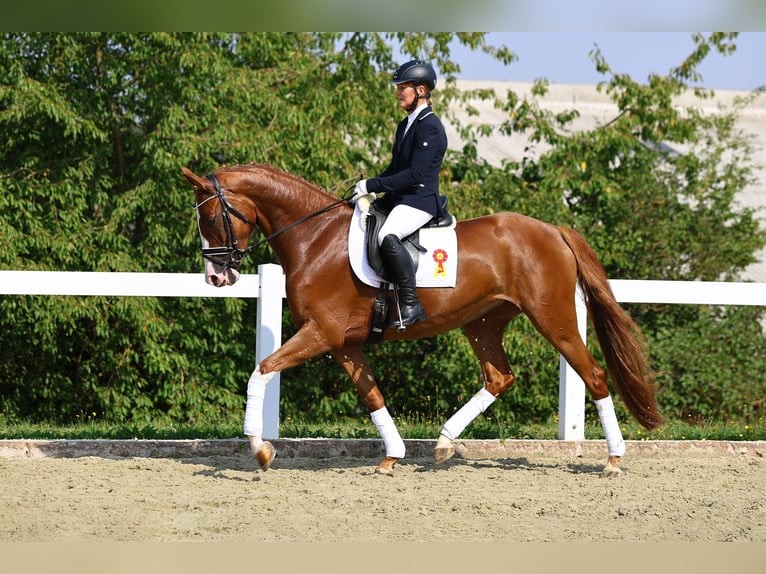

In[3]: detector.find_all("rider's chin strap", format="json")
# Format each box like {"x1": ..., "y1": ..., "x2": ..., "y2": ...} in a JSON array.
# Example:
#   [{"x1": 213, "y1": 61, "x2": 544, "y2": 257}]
[{"x1": 406, "y1": 90, "x2": 431, "y2": 113}]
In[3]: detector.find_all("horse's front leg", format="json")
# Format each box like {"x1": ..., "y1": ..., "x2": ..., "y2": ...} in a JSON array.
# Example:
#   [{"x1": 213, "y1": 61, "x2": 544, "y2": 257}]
[
  {"x1": 332, "y1": 347, "x2": 405, "y2": 477},
  {"x1": 243, "y1": 365, "x2": 278, "y2": 471},
  {"x1": 244, "y1": 323, "x2": 334, "y2": 471}
]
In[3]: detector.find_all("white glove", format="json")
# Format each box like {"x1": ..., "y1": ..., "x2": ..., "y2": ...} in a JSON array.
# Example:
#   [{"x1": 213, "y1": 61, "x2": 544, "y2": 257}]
[{"x1": 354, "y1": 179, "x2": 368, "y2": 197}]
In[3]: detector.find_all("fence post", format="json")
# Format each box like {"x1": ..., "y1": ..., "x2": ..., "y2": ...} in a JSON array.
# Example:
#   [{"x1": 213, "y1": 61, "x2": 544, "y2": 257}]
[
  {"x1": 558, "y1": 283, "x2": 587, "y2": 441},
  {"x1": 255, "y1": 263, "x2": 285, "y2": 439}
]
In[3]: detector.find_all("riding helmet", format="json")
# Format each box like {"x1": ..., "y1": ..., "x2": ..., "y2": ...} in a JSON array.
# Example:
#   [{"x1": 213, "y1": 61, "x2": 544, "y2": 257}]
[{"x1": 391, "y1": 60, "x2": 437, "y2": 91}]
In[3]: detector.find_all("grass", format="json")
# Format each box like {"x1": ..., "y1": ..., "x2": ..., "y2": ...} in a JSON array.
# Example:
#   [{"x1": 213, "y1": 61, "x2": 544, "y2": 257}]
[{"x1": 0, "y1": 413, "x2": 763, "y2": 442}]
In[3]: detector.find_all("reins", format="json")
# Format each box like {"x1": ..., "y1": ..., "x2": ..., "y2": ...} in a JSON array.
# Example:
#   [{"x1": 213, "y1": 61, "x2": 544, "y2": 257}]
[{"x1": 199, "y1": 172, "x2": 356, "y2": 269}]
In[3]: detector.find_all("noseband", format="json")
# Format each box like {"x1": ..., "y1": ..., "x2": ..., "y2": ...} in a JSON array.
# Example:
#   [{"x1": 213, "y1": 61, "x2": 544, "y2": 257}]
[
  {"x1": 197, "y1": 173, "x2": 355, "y2": 270},
  {"x1": 197, "y1": 173, "x2": 256, "y2": 270}
]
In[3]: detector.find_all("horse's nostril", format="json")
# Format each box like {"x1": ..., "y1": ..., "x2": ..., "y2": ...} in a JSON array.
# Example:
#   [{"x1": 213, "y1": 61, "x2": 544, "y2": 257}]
[{"x1": 210, "y1": 275, "x2": 220, "y2": 286}]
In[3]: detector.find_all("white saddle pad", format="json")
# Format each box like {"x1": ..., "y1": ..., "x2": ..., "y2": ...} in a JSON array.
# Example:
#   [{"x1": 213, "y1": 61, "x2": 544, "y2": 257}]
[{"x1": 348, "y1": 202, "x2": 457, "y2": 288}]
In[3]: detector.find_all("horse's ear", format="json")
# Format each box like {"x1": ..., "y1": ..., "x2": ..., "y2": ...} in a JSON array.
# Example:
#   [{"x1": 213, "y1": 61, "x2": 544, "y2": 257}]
[{"x1": 181, "y1": 167, "x2": 208, "y2": 191}]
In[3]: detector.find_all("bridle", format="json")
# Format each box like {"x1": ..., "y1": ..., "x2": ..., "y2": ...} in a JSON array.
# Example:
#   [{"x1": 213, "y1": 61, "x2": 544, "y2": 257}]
[
  {"x1": 196, "y1": 173, "x2": 257, "y2": 270},
  {"x1": 196, "y1": 173, "x2": 355, "y2": 270}
]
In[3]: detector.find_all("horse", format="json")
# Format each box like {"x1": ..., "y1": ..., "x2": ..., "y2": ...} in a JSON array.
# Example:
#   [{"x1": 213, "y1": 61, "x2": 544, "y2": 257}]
[{"x1": 181, "y1": 162, "x2": 663, "y2": 477}]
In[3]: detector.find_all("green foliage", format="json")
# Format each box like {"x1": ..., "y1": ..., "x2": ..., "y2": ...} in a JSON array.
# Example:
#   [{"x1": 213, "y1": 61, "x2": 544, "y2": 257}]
[
  {"x1": 646, "y1": 305, "x2": 766, "y2": 421},
  {"x1": 1, "y1": 32, "x2": 764, "y2": 430},
  {"x1": 0, "y1": 32, "x2": 506, "y2": 424}
]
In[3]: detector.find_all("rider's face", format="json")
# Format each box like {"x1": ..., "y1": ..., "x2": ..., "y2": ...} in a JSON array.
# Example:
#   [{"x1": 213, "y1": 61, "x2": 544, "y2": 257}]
[{"x1": 395, "y1": 82, "x2": 418, "y2": 111}]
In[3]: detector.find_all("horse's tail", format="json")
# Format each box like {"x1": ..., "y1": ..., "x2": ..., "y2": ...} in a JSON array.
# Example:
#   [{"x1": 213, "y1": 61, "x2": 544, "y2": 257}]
[{"x1": 557, "y1": 226, "x2": 663, "y2": 430}]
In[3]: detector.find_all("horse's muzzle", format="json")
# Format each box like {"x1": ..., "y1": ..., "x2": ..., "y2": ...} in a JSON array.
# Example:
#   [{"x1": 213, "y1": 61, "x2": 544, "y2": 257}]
[{"x1": 204, "y1": 259, "x2": 241, "y2": 287}]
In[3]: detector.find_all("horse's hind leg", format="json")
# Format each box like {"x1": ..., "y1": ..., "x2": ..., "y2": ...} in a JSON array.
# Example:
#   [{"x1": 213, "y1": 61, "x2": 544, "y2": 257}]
[
  {"x1": 332, "y1": 347, "x2": 404, "y2": 477},
  {"x1": 526, "y1": 296, "x2": 625, "y2": 477},
  {"x1": 435, "y1": 311, "x2": 518, "y2": 465},
  {"x1": 556, "y1": 338, "x2": 625, "y2": 476}
]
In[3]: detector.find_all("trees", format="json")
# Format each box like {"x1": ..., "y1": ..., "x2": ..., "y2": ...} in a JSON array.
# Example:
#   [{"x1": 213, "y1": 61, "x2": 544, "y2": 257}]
[
  {"x1": 0, "y1": 32, "x2": 502, "y2": 423},
  {"x1": 1, "y1": 32, "x2": 763, "y2": 426}
]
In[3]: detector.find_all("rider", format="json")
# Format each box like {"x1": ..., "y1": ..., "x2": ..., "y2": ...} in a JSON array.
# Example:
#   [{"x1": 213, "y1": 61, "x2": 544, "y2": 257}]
[{"x1": 354, "y1": 59, "x2": 448, "y2": 328}]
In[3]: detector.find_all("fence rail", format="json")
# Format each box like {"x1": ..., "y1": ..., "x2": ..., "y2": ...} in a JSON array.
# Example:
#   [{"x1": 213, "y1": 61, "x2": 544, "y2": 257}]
[
  {"x1": 2, "y1": 269, "x2": 765, "y2": 441},
  {"x1": 558, "y1": 280, "x2": 766, "y2": 441},
  {"x1": 0, "y1": 265, "x2": 286, "y2": 438}
]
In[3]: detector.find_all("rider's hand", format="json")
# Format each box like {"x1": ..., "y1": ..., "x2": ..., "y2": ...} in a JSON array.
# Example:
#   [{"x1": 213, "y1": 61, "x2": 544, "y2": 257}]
[{"x1": 354, "y1": 179, "x2": 368, "y2": 197}]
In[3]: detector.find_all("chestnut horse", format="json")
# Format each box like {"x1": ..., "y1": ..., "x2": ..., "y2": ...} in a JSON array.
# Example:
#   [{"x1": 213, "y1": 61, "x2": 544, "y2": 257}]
[{"x1": 182, "y1": 163, "x2": 662, "y2": 477}]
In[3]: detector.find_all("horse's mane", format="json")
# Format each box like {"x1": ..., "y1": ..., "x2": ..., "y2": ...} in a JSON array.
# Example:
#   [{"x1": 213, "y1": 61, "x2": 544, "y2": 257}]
[{"x1": 220, "y1": 162, "x2": 343, "y2": 201}]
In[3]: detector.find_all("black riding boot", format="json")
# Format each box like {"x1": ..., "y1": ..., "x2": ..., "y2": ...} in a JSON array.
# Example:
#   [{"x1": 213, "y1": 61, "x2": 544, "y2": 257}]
[{"x1": 380, "y1": 234, "x2": 426, "y2": 328}]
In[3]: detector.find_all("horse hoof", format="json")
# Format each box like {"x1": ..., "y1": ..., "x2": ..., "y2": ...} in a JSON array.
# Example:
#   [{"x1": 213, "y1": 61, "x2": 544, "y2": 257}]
[
  {"x1": 254, "y1": 441, "x2": 276, "y2": 471},
  {"x1": 602, "y1": 455, "x2": 623, "y2": 478},
  {"x1": 434, "y1": 446, "x2": 455, "y2": 465},
  {"x1": 374, "y1": 456, "x2": 399, "y2": 476}
]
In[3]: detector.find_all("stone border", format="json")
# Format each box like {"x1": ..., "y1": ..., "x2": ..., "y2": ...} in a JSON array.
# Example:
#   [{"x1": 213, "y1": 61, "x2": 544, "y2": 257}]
[{"x1": 0, "y1": 438, "x2": 763, "y2": 460}]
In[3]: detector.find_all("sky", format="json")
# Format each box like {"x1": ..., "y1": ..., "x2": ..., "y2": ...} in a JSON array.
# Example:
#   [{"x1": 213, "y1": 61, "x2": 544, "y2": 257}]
[{"x1": 450, "y1": 32, "x2": 766, "y2": 92}]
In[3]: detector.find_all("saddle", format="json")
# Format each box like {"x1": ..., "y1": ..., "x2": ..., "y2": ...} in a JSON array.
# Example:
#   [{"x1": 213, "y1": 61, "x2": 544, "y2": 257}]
[
  {"x1": 364, "y1": 196, "x2": 455, "y2": 281},
  {"x1": 364, "y1": 196, "x2": 454, "y2": 343}
]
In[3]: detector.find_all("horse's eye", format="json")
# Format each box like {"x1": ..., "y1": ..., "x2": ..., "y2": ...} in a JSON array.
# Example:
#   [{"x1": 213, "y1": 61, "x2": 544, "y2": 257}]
[{"x1": 205, "y1": 216, "x2": 217, "y2": 228}]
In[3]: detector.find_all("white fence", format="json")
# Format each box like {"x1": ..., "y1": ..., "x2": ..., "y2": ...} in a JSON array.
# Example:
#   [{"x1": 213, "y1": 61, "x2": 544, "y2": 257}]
[
  {"x1": 2, "y1": 268, "x2": 765, "y2": 441},
  {"x1": 0, "y1": 265, "x2": 286, "y2": 438},
  {"x1": 560, "y1": 280, "x2": 766, "y2": 441}
]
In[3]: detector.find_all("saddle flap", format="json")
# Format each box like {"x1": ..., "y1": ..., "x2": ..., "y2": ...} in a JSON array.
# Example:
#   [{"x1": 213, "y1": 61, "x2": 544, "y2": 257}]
[
  {"x1": 349, "y1": 202, "x2": 457, "y2": 289},
  {"x1": 365, "y1": 205, "x2": 422, "y2": 279}
]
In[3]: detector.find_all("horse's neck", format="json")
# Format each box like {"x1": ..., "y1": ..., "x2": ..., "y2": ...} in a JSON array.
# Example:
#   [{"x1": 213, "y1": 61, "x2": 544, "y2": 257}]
[
  {"x1": 247, "y1": 170, "x2": 328, "y2": 227},
  {"x1": 246, "y1": 170, "x2": 349, "y2": 264}
]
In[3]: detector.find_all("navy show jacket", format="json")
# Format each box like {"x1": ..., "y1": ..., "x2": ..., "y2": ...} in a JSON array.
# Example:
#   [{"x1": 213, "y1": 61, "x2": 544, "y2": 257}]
[{"x1": 366, "y1": 105, "x2": 448, "y2": 219}]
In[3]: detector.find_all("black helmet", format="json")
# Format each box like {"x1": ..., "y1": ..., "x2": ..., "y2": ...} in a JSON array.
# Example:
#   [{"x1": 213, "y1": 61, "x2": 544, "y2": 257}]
[{"x1": 391, "y1": 60, "x2": 437, "y2": 91}]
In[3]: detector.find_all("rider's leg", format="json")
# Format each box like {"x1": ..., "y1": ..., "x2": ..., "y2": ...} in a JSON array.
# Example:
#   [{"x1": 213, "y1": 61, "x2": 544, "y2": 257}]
[
  {"x1": 377, "y1": 205, "x2": 432, "y2": 328},
  {"x1": 379, "y1": 234, "x2": 426, "y2": 327}
]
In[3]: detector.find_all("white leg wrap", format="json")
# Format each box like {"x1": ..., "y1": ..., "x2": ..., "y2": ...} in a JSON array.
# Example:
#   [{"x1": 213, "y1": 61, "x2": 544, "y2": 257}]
[
  {"x1": 595, "y1": 395, "x2": 626, "y2": 457},
  {"x1": 370, "y1": 406, "x2": 406, "y2": 459},
  {"x1": 440, "y1": 388, "x2": 496, "y2": 441},
  {"x1": 243, "y1": 366, "x2": 276, "y2": 441}
]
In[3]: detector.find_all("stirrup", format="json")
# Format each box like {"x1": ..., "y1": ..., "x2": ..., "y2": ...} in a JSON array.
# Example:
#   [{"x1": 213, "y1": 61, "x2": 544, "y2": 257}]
[
  {"x1": 391, "y1": 286, "x2": 426, "y2": 330},
  {"x1": 392, "y1": 305, "x2": 426, "y2": 330}
]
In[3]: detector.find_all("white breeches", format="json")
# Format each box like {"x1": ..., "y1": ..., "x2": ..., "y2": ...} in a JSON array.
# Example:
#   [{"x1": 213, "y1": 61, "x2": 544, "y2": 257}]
[{"x1": 377, "y1": 204, "x2": 433, "y2": 245}]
